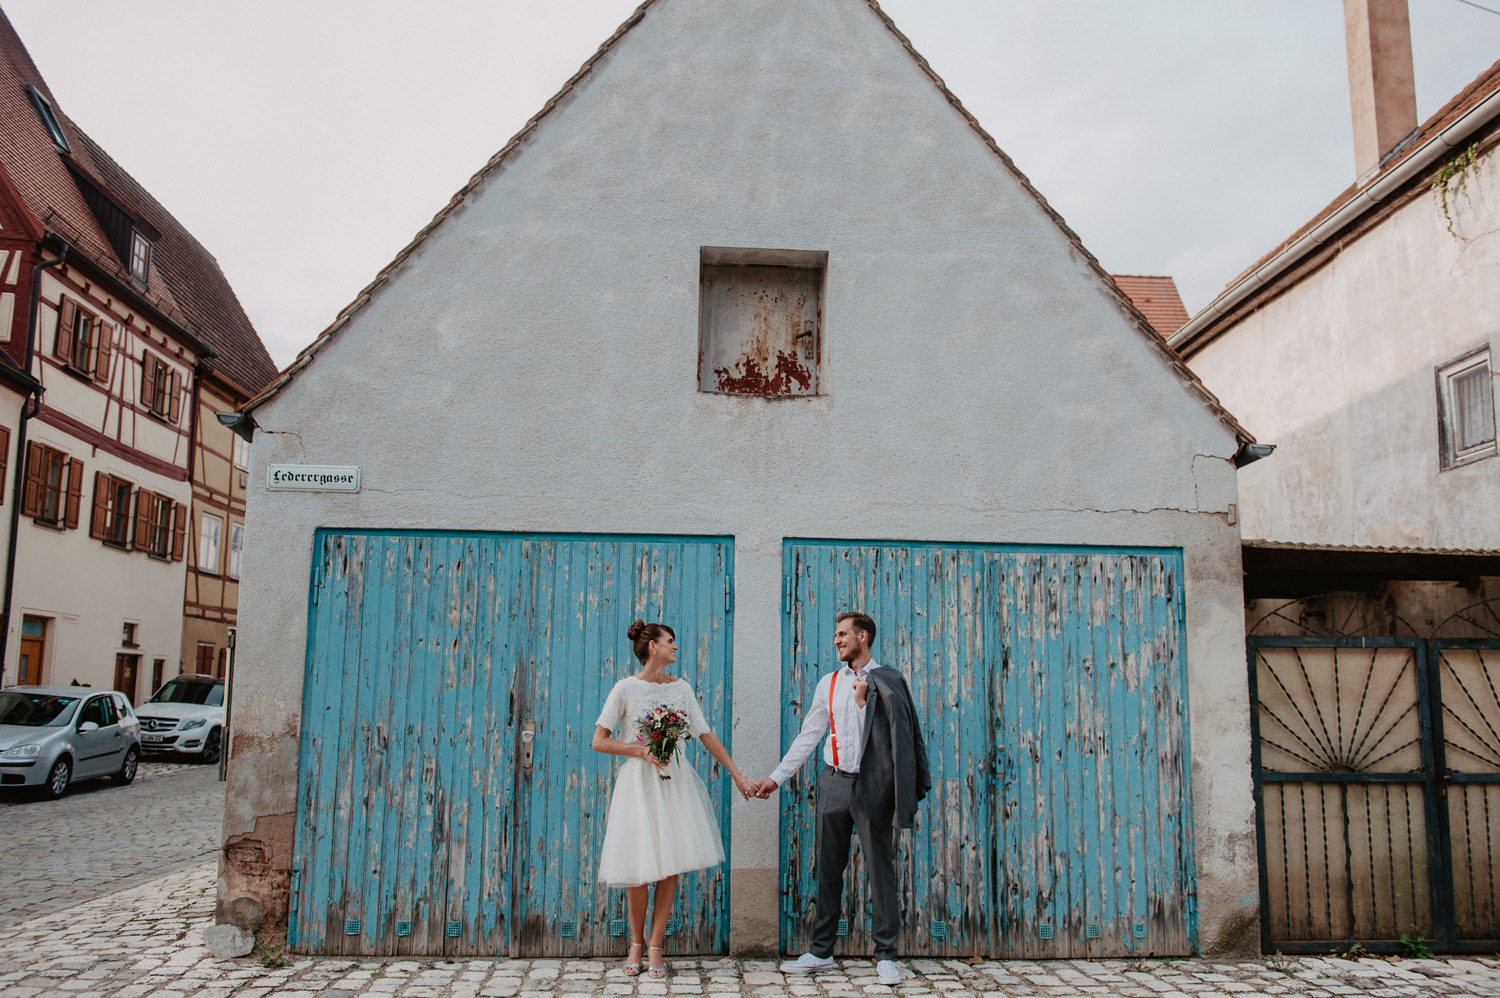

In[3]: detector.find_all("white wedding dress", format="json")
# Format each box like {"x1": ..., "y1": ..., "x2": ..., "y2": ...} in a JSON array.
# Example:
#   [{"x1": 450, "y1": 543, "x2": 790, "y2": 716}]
[{"x1": 595, "y1": 676, "x2": 726, "y2": 886}]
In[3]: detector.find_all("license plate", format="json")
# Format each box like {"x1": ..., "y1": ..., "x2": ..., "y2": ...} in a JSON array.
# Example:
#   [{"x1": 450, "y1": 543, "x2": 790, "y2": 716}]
[{"x1": 142, "y1": 734, "x2": 164, "y2": 744}]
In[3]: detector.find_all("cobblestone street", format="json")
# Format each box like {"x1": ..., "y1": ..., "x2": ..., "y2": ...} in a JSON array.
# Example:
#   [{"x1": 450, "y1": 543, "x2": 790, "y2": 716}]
[
  {"x1": 0, "y1": 759, "x2": 225, "y2": 928},
  {"x1": 3, "y1": 858, "x2": 1500, "y2": 998}
]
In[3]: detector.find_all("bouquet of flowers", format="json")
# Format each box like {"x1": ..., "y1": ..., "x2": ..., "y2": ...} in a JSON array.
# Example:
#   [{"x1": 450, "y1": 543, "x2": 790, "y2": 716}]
[{"x1": 638, "y1": 704, "x2": 690, "y2": 781}]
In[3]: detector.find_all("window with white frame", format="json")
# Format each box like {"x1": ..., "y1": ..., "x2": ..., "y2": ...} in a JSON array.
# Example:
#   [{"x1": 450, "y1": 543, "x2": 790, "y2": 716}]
[
  {"x1": 228, "y1": 522, "x2": 243, "y2": 580},
  {"x1": 199, "y1": 512, "x2": 223, "y2": 576},
  {"x1": 1437, "y1": 347, "x2": 1497, "y2": 470},
  {"x1": 232, "y1": 434, "x2": 249, "y2": 471},
  {"x1": 129, "y1": 231, "x2": 152, "y2": 286}
]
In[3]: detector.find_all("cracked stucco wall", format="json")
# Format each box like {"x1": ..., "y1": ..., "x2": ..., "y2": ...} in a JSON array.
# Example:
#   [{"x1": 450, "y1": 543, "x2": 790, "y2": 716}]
[
  {"x1": 1190, "y1": 136, "x2": 1500, "y2": 551},
  {"x1": 221, "y1": 0, "x2": 1255, "y2": 955}
]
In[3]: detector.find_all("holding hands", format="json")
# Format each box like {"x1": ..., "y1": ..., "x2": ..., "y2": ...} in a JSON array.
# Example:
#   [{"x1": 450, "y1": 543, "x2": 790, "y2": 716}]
[
  {"x1": 730, "y1": 774, "x2": 777, "y2": 800},
  {"x1": 749, "y1": 777, "x2": 778, "y2": 799}
]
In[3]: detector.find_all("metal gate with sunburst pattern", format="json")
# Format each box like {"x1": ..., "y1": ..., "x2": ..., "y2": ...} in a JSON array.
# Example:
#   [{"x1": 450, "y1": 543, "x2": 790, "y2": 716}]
[{"x1": 1248, "y1": 599, "x2": 1500, "y2": 953}]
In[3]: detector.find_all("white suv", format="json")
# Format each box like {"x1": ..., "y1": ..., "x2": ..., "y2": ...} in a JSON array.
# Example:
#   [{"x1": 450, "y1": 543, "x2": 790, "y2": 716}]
[{"x1": 135, "y1": 675, "x2": 225, "y2": 763}]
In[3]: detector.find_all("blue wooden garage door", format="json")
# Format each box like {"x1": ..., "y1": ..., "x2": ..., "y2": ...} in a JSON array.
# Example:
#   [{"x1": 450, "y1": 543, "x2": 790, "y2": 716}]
[
  {"x1": 779, "y1": 541, "x2": 1196, "y2": 958},
  {"x1": 289, "y1": 531, "x2": 734, "y2": 957}
]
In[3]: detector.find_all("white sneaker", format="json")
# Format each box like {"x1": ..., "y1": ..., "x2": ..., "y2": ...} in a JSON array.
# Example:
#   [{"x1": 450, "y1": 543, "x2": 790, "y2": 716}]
[
  {"x1": 780, "y1": 952, "x2": 836, "y2": 974},
  {"x1": 876, "y1": 959, "x2": 903, "y2": 985}
]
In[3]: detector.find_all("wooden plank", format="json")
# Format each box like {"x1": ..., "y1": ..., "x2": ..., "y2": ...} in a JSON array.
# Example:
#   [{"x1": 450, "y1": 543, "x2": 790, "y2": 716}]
[
  {"x1": 413, "y1": 537, "x2": 451, "y2": 955},
  {"x1": 370, "y1": 537, "x2": 415, "y2": 956},
  {"x1": 441, "y1": 537, "x2": 485, "y2": 955},
  {"x1": 390, "y1": 537, "x2": 429, "y2": 958},
  {"x1": 290, "y1": 533, "x2": 347, "y2": 953},
  {"x1": 341, "y1": 535, "x2": 383, "y2": 953}
]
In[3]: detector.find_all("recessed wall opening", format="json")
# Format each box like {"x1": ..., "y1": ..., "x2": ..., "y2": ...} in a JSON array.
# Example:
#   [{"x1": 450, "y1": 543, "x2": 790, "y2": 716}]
[{"x1": 698, "y1": 246, "x2": 826, "y2": 397}]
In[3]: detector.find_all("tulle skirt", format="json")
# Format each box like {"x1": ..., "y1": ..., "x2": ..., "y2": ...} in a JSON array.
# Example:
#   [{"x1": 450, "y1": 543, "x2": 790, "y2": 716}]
[{"x1": 597, "y1": 754, "x2": 725, "y2": 886}]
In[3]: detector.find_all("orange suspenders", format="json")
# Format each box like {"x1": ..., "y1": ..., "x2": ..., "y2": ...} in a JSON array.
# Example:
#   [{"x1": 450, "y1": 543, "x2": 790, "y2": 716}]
[{"x1": 828, "y1": 671, "x2": 839, "y2": 766}]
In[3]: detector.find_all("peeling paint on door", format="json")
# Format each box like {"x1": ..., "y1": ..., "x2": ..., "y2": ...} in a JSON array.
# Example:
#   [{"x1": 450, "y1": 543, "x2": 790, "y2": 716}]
[
  {"x1": 289, "y1": 531, "x2": 733, "y2": 957},
  {"x1": 779, "y1": 541, "x2": 1195, "y2": 958}
]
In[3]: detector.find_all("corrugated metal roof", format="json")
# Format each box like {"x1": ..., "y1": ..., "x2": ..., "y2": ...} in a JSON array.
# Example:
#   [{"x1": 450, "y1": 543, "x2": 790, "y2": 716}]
[{"x1": 1243, "y1": 539, "x2": 1500, "y2": 558}]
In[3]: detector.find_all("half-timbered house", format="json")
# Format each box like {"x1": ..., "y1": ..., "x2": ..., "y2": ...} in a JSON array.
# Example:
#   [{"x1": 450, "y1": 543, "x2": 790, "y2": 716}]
[{"x1": 0, "y1": 8, "x2": 274, "y2": 702}]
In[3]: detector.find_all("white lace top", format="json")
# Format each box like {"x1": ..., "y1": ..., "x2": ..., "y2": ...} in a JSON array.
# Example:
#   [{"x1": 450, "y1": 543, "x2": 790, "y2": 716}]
[{"x1": 596, "y1": 676, "x2": 711, "y2": 740}]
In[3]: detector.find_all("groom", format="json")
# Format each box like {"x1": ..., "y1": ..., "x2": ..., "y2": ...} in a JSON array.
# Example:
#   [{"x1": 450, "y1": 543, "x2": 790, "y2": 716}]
[{"x1": 751, "y1": 611, "x2": 929, "y2": 986}]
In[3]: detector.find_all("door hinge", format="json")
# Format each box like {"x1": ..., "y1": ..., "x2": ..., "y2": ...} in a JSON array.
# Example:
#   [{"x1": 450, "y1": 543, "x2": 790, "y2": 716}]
[
  {"x1": 783, "y1": 575, "x2": 793, "y2": 615},
  {"x1": 725, "y1": 583, "x2": 733, "y2": 614},
  {"x1": 310, "y1": 558, "x2": 322, "y2": 605}
]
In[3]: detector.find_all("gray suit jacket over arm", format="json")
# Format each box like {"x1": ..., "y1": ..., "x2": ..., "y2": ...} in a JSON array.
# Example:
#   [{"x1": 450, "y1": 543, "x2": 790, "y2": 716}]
[{"x1": 860, "y1": 666, "x2": 931, "y2": 829}]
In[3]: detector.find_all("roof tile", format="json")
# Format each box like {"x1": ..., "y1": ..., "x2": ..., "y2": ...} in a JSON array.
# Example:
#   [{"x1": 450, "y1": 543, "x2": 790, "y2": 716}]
[
  {"x1": 1111, "y1": 275, "x2": 1189, "y2": 338},
  {"x1": 0, "y1": 8, "x2": 276, "y2": 397}
]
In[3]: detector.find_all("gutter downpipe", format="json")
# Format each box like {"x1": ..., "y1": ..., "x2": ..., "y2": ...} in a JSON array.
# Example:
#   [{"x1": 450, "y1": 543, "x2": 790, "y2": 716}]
[
  {"x1": 0, "y1": 245, "x2": 65, "y2": 685},
  {"x1": 1170, "y1": 84, "x2": 1500, "y2": 357}
]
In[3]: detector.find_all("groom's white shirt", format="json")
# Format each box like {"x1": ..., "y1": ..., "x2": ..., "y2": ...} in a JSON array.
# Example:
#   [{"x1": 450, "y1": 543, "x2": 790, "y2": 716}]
[{"x1": 768, "y1": 660, "x2": 884, "y2": 786}]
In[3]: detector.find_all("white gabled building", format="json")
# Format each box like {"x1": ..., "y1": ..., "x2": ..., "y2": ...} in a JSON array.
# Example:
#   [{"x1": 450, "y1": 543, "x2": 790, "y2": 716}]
[{"x1": 220, "y1": 0, "x2": 1264, "y2": 960}]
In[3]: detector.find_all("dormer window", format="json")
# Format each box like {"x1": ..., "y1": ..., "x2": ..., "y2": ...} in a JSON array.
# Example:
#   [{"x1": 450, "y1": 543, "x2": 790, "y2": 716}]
[
  {"x1": 25, "y1": 85, "x2": 69, "y2": 152},
  {"x1": 129, "y1": 231, "x2": 152, "y2": 285}
]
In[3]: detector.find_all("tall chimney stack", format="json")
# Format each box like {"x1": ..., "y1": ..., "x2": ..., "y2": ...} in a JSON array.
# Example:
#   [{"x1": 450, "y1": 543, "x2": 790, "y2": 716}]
[{"x1": 1344, "y1": 0, "x2": 1418, "y2": 180}]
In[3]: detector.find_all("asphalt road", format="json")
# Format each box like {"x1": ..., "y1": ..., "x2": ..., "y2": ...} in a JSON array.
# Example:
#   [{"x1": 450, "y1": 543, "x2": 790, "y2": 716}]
[{"x1": 0, "y1": 758, "x2": 226, "y2": 928}]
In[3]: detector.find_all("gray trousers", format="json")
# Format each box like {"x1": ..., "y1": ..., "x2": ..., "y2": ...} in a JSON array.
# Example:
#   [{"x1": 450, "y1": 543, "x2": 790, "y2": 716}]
[{"x1": 810, "y1": 766, "x2": 899, "y2": 960}]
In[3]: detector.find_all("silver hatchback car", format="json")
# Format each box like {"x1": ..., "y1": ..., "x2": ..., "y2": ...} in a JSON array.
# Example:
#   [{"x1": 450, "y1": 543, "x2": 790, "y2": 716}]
[{"x1": 0, "y1": 686, "x2": 141, "y2": 798}]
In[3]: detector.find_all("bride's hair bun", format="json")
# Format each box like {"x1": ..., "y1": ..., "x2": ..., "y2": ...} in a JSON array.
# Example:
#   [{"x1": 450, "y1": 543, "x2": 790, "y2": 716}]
[{"x1": 628, "y1": 620, "x2": 675, "y2": 663}]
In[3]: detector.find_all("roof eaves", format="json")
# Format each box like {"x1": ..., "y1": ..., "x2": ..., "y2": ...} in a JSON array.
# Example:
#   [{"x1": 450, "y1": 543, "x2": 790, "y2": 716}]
[
  {"x1": 1173, "y1": 58, "x2": 1500, "y2": 357},
  {"x1": 39, "y1": 230, "x2": 215, "y2": 361},
  {"x1": 248, "y1": 0, "x2": 1251, "y2": 446},
  {"x1": 0, "y1": 349, "x2": 40, "y2": 394},
  {"x1": 245, "y1": 0, "x2": 664, "y2": 413},
  {"x1": 857, "y1": 0, "x2": 1250, "y2": 445}
]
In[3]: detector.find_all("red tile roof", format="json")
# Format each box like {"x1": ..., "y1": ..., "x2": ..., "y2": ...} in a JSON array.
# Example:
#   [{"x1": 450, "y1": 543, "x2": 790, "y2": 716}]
[
  {"x1": 0, "y1": 8, "x2": 276, "y2": 398},
  {"x1": 1111, "y1": 275, "x2": 1189, "y2": 338}
]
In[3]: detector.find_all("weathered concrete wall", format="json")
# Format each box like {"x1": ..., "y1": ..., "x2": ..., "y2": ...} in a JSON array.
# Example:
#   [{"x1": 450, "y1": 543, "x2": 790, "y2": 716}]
[
  {"x1": 223, "y1": 0, "x2": 1256, "y2": 955},
  {"x1": 1190, "y1": 138, "x2": 1500, "y2": 551}
]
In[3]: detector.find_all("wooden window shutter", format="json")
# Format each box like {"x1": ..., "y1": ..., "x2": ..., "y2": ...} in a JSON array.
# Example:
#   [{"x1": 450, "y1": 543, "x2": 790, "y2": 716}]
[
  {"x1": 62, "y1": 457, "x2": 83, "y2": 529},
  {"x1": 94, "y1": 321, "x2": 113, "y2": 383},
  {"x1": 171, "y1": 501, "x2": 186, "y2": 561},
  {"x1": 168, "y1": 369, "x2": 181, "y2": 424},
  {"x1": 141, "y1": 353, "x2": 157, "y2": 413},
  {"x1": 89, "y1": 470, "x2": 109, "y2": 539},
  {"x1": 55, "y1": 298, "x2": 75, "y2": 364},
  {"x1": 0, "y1": 425, "x2": 10, "y2": 505},
  {"x1": 22, "y1": 441, "x2": 43, "y2": 517},
  {"x1": 133, "y1": 488, "x2": 155, "y2": 551}
]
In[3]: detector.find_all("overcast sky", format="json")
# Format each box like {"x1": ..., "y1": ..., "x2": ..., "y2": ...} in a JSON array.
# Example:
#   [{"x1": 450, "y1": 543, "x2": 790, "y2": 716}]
[{"x1": 5, "y1": 1, "x2": 1499, "y2": 368}]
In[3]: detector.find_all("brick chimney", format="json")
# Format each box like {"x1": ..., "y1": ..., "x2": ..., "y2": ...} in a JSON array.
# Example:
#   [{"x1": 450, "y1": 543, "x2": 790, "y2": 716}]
[{"x1": 1344, "y1": 0, "x2": 1418, "y2": 179}]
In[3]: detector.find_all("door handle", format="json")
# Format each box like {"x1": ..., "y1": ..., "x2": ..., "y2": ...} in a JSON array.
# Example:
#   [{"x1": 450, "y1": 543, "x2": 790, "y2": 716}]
[{"x1": 520, "y1": 719, "x2": 535, "y2": 771}]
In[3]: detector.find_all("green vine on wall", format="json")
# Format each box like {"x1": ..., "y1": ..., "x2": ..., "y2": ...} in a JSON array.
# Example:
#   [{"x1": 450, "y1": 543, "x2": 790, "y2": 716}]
[{"x1": 1432, "y1": 140, "x2": 1480, "y2": 238}]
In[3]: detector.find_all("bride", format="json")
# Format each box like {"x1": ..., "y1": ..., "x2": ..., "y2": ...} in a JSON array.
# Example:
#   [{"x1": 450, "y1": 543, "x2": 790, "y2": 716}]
[{"x1": 592, "y1": 619, "x2": 753, "y2": 978}]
